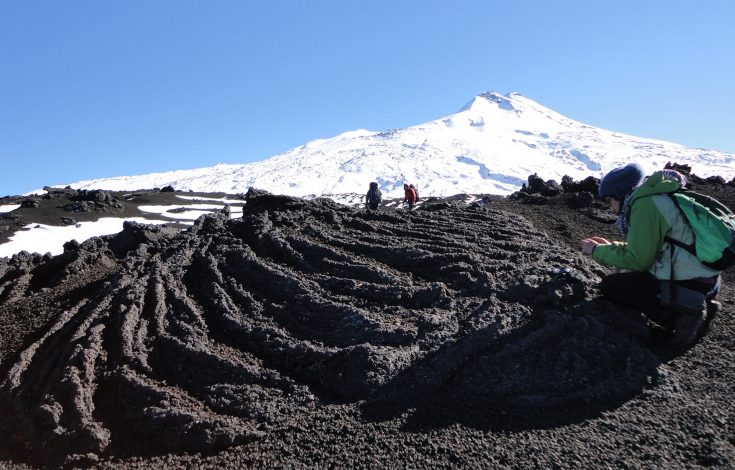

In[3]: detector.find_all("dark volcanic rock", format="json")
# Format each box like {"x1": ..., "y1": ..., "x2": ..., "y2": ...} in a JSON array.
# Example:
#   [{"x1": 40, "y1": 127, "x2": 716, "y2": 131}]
[
  {"x1": 567, "y1": 191, "x2": 596, "y2": 208},
  {"x1": 511, "y1": 191, "x2": 549, "y2": 205},
  {"x1": 107, "y1": 220, "x2": 178, "y2": 258},
  {"x1": 63, "y1": 189, "x2": 123, "y2": 212},
  {"x1": 63, "y1": 200, "x2": 91, "y2": 212},
  {"x1": 541, "y1": 179, "x2": 563, "y2": 197},
  {"x1": 0, "y1": 192, "x2": 663, "y2": 466},
  {"x1": 522, "y1": 174, "x2": 564, "y2": 197},
  {"x1": 706, "y1": 175, "x2": 727, "y2": 185},
  {"x1": 244, "y1": 186, "x2": 273, "y2": 199},
  {"x1": 562, "y1": 175, "x2": 599, "y2": 194},
  {"x1": 526, "y1": 173, "x2": 546, "y2": 193},
  {"x1": 43, "y1": 186, "x2": 78, "y2": 198}
]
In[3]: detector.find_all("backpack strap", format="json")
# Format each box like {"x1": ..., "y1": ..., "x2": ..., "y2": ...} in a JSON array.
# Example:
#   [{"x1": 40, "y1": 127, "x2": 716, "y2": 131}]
[
  {"x1": 664, "y1": 193, "x2": 699, "y2": 259},
  {"x1": 668, "y1": 241, "x2": 677, "y2": 301}
]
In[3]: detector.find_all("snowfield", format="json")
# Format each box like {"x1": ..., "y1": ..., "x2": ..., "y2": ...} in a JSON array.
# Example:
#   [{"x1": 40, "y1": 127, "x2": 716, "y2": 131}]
[{"x1": 38, "y1": 92, "x2": 735, "y2": 199}]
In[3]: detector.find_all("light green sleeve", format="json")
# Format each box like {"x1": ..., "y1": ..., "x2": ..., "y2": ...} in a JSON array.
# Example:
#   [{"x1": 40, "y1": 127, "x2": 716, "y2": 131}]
[{"x1": 592, "y1": 196, "x2": 671, "y2": 271}]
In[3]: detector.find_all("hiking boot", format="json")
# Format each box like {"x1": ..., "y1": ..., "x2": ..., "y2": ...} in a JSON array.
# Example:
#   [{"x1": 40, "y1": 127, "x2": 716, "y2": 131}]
[
  {"x1": 648, "y1": 324, "x2": 673, "y2": 347},
  {"x1": 699, "y1": 300, "x2": 722, "y2": 337},
  {"x1": 668, "y1": 309, "x2": 706, "y2": 349},
  {"x1": 597, "y1": 303, "x2": 650, "y2": 342}
]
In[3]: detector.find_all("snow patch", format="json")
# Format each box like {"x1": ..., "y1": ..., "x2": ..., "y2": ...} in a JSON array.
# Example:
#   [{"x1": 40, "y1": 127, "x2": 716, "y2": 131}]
[
  {"x1": 139, "y1": 203, "x2": 243, "y2": 221},
  {"x1": 176, "y1": 195, "x2": 246, "y2": 203},
  {"x1": 0, "y1": 218, "x2": 170, "y2": 257},
  {"x1": 456, "y1": 156, "x2": 526, "y2": 186},
  {"x1": 0, "y1": 204, "x2": 21, "y2": 214},
  {"x1": 569, "y1": 149, "x2": 602, "y2": 171}
]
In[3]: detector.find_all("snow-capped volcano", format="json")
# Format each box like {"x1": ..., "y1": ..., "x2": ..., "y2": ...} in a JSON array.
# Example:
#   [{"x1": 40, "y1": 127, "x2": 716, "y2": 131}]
[{"x1": 57, "y1": 92, "x2": 735, "y2": 198}]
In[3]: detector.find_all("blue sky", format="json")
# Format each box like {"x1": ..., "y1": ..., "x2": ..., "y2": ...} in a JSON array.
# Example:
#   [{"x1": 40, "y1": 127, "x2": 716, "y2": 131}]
[{"x1": 1, "y1": 0, "x2": 734, "y2": 196}]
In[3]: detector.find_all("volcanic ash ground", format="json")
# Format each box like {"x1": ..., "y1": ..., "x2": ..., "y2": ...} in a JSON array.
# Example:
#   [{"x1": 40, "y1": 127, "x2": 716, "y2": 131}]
[{"x1": 0, "y1": 193, "x2": 661, "y2": 465}]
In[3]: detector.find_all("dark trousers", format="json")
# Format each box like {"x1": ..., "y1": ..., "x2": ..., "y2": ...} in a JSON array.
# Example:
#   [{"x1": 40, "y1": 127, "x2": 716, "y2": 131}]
[{"x1": 599, "y1": 271, "x2": 720, "y2": 327}]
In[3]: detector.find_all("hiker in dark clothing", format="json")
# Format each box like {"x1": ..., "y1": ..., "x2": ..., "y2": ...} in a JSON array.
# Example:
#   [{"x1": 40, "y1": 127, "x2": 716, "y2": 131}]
[
  {"x1": 581, "y1": 163, "x2": 721, "y2": 348},
  {"x1": 403, "y1": 183, "x2": 417, "y2": 210},
  {"x1": 366, "y1": 182, "x2": 382, "y2": 210}
]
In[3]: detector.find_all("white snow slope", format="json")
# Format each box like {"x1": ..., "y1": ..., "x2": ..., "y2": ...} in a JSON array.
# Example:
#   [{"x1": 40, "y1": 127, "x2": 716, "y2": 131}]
[{"x1": 52, "y1": 92, "x2": 735, "y2": 199}]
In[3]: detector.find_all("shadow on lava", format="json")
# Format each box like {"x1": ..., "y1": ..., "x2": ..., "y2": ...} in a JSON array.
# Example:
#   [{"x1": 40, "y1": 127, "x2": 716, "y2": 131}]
[{"x1": 360, "y1": 301, "x2": 664, "y2": 432}]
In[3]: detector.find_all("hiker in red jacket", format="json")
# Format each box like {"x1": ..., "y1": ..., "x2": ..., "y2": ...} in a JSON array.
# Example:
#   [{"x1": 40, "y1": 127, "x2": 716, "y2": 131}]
[{"x1": 403, "y1": 183, "x2": 417, "y2": 210}]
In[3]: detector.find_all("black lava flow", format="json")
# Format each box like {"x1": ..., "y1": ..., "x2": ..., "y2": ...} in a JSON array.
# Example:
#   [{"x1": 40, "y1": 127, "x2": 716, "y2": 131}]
[{"x1": 0, "y1": 191, "x2": 661, "y2": 465}]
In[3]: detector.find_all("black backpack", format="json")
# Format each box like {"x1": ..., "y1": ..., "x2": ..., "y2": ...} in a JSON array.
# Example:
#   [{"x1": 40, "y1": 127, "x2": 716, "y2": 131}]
[{"x1": 368, "y1": 183, "x2": 382, "y2": 205}]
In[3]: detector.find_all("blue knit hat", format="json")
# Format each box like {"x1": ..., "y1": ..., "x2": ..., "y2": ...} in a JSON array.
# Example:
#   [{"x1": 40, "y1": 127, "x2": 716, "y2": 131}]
[{"x1": 599, "y1": 163, "x2": 646, "y2": 200}]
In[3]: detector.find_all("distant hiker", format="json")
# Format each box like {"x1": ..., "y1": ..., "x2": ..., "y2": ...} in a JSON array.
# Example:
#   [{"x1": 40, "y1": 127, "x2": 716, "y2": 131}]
[
  {"x1": 403, "y1": 183, "x2": 417, "y2": 210},
  {"x1": 366, "y1": 182, "x2": 382, "y2": 210},
  {"x1": 580, "y1": 163, "x2": 722, "y2": 349},
  {"x1": 409, "y1": 184, "x2": 419, "y2": 202}
]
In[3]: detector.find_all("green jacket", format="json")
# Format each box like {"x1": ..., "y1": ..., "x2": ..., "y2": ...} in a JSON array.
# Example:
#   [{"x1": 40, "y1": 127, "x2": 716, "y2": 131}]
[{"x1": 593, "y1": 171, "x2": 720, "y2": 280}]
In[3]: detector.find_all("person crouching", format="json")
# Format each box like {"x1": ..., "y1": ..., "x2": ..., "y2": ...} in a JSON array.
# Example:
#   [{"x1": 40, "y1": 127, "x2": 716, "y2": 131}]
[{"x1": 581, "y1": 163, "x2": 721, "y2": 349}]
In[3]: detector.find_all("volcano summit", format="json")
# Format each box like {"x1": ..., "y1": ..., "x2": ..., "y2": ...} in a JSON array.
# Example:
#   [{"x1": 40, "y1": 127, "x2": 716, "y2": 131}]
[{"x1": 51, "y1": 92, "x2": 735, "y2": 199}]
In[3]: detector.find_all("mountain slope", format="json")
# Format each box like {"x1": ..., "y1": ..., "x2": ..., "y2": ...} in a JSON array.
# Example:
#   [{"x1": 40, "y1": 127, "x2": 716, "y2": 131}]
[{"x1": 58, "y1": 92, "x2": 735, "y2": 198}]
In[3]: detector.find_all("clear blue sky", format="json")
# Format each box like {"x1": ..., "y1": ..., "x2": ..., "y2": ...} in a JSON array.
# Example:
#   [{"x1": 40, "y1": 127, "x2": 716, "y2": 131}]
[{"x1": 1, "y1": 0, "x2": 734, "y2": 196}]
